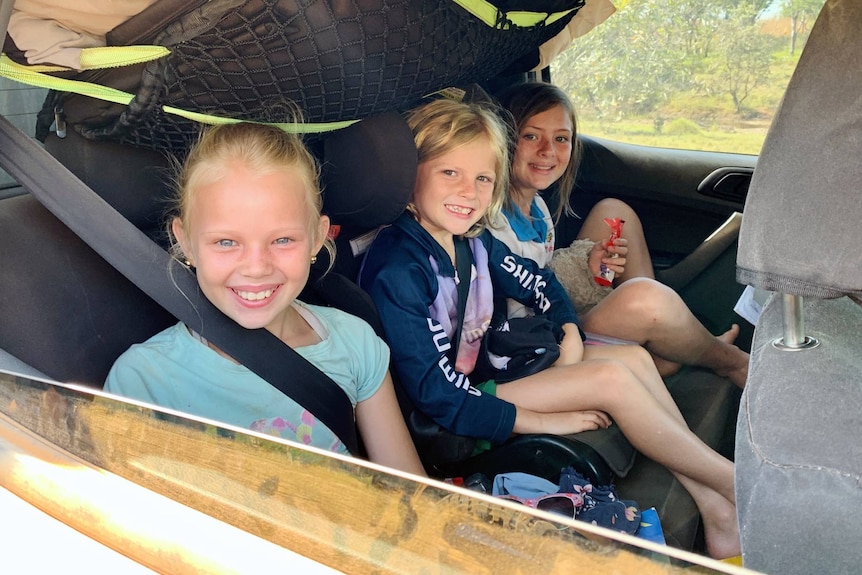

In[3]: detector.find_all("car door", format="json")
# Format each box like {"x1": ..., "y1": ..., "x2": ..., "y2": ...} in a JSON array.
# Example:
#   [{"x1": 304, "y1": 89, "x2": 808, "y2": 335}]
[{"x1": 558, "y1": 135, "x2": 756, "y2": 343}]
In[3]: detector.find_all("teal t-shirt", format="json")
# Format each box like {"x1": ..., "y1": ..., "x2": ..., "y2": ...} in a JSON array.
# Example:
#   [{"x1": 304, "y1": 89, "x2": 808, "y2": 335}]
[{"x1": 104, "y1": 301, "x2": 388, "y2": 454}]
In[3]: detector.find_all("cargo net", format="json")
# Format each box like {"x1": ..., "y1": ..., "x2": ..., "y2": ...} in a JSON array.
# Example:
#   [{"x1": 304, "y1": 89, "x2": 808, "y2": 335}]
[{"x1": 54, "y1": 0, "x2": 581, "y2": 153}]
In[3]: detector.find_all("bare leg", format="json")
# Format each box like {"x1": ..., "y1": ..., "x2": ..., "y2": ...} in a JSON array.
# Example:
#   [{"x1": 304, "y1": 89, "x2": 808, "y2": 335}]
[
  {"x1": 651, "y1": 354, "x2": 683, "y2": 378},
  {"x1": 577, "y1": 198, "x2": 654, "y2": 282},
  {"x1": 580, "y1": 346, "x2": 740, "y2": 557},
  {"x1": 672, "y1": 473, "x2": 741, "y2": 559},
  {"x1": 496, "y1": 354, "x2": 735, "y2": 501},
  {"x1": 581, "y1": 344, "x2": 686, "y2": 424},
  {"x1": 498, "y1": 347, "x2": 740, "y2": 558},
  {"x1": 582, "y1": 278, "x2": 750, "y2": 387}
]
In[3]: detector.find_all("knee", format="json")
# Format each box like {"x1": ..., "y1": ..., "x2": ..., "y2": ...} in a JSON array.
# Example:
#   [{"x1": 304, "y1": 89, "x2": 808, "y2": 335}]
[
  {"x1": 624, "y1": 343, "x2": 657, "y2": 373},
  {"x1": 589, "y1": 359, "x2": 640, "y2": 403},
  {"x1": 612, "y1": 277, "x2": 678, "y2": 317},
  {"x1": 592, "y1": 198, "x2": 639, "y2": 222}
]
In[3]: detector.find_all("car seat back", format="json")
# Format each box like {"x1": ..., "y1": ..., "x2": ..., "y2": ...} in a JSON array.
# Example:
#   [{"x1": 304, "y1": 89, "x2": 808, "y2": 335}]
[
  {"x1": 734, "y1": 1, "x2": 862, "y2": 572},
  {"x1": 0, "y1": 192, "x2": 175, "y2": 384}
]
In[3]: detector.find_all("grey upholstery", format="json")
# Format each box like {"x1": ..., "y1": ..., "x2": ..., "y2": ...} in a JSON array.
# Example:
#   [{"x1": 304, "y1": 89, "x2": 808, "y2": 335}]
[
  {"x1": 735, "y1": 1, "x2": 862, "y2": 573},
  {"x1": 736, "y1": 0, "x2": 862, "y2": 297}
]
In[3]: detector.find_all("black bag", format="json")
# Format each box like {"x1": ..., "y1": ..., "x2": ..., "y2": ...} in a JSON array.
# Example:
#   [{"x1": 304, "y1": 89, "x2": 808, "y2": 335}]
[{"x1": 474, "y1": 316, "x2": 564, "y2": 383}]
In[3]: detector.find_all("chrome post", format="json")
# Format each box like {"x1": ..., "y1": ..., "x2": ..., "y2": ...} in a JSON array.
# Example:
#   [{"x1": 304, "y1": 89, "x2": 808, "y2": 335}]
[
  {"x1": 782, "y1": 293, "x2": 805, "y2": 347},
  {"x1": 773, "y1": 293, "x2": 820, "y2": 350}
]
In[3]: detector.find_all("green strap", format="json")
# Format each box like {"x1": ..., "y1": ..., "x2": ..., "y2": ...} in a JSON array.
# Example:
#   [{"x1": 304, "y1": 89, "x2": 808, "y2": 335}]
[
  {"x1": 0, "y1": 50, "x2": 358, "y2": 134},
  {"x1": 450, "y1": 0, "x2": 577, "y2": 28}
]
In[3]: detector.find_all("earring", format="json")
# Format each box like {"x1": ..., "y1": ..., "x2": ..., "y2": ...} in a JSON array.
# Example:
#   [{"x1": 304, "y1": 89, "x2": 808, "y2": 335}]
[{"x1": 310, "y1": 256, "x2": 318, "y2": 264}]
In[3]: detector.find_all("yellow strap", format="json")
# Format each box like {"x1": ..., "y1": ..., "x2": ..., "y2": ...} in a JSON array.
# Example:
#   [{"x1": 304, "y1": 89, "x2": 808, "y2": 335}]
[
  {"x1": 0, "y1": 53, "x2": 357, "y2": 134},
  {"x1": 79, "y1": 46, "x2": 172, "y2": 70},
  {"x1": 1, "y1": 54, "x2": 138, "y2": 106},
  {"x1": 5, "y1": 46, "x2": 170, "y2": 73},
  {"x1": 450, "y1": 0, "x2": 576, "y2": 28}
]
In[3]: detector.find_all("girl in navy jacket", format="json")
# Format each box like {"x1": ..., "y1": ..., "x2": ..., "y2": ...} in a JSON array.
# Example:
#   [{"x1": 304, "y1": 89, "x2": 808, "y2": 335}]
[{"x1": 359, "y1": 99, "x2": 740, "y2": 559}]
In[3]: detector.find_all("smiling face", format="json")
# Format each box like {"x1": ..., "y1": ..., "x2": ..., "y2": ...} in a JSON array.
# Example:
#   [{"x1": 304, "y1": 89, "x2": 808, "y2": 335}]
[
  {"x1": 411, "y1": 137, "x2": 497, "y2": 246},
  {"x1": 173, "y1": 162, "x2": 328, "y2": 337},
  {"x1": 511, "y1": 104, "x2": 574, "y2": 196}
]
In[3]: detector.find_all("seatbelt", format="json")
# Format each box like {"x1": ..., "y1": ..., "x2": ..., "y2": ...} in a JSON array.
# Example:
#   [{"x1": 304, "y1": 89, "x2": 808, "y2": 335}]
[
  {"x1": 0, "y1": 115, "x2": 359, "y2": 454},
  {"x1": 448, "y1": 236, "x2": 474, "y2": 364}
]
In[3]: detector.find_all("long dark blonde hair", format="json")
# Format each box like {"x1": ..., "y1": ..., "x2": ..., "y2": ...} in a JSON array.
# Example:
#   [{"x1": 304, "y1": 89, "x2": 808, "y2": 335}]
[{"x1": 496, "y1": 81, "x2": 582, "y2": 224}]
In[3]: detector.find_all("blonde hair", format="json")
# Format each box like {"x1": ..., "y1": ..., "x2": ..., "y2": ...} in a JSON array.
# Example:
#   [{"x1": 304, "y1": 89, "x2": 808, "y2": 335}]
[
  {"x1": 405, "y1": 98, "x2": 511, "y2": 237},
  {"x1": 168, "y1": 122, "x2": 334, "y2": 265},
  {"x1": 496, "y1": 81, "x2": 582, "y2": 224}
]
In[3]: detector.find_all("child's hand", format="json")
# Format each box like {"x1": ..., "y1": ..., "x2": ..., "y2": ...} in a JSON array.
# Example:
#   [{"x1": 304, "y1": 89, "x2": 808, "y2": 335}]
[
  {"x1": 588, "y1": 238, "x2": 628, "y2": 278},
  {"x1": 514, "y1": 408, "x2": 612, "y2": 435},
  {"x1": 541, "y1": 410, "x2": 613, "y2": 434},
  {"x1": 554, "y1": 323, "x2": 584, "y2": 366}
]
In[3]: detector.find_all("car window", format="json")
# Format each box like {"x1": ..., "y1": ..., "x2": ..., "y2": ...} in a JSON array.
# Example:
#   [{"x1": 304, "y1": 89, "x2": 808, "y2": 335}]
[
  {"x1": 552, "y1": 0, "x2": 826, "y2": 155},
  {"x1": 0, "y1": 78, "x2": 45, "y2": 195},
  {"x1": 0, "y1": 371, "x2": 755, "y2": 574}
]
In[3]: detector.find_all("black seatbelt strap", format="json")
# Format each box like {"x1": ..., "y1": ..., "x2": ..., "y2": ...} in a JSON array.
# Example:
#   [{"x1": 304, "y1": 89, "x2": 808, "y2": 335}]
[
  {"x1": 447, "y1": 236, "x2": 473, "y2": 364},
  {"x1": 0, "y1": 116, "x2": 359, "y2": 454}
]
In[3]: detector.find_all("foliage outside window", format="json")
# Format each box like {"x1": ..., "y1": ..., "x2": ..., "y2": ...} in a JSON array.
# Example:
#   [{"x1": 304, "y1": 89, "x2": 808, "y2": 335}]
[{"x1": 552, "y1": 0, "x2": 824, "y2": 154}]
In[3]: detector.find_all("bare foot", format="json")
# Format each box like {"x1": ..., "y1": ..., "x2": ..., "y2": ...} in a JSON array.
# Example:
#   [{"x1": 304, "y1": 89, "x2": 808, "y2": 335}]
[
  {"x1": 714, "y1": 324, "x2": 749, "y2": 389},
  {"x1": 700, "y1": 496, "x2": 742, "y2": 560},
  {"x1": 718, "y1": 324, "x2": 740, "y2": 345}
]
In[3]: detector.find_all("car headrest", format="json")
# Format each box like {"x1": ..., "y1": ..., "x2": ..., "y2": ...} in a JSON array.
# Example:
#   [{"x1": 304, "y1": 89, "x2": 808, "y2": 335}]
[
  {"x1": 321, "y1": 110, "x2": 417, "y2": 227},
  {"x1": 45, "y1": 110, "x2": 417, "y2": 238},
  {"x1": 736, "y1": 1, "x2": 862, "y2": 300},
  {"x1": 44, "y1": 129, "x2": 174, "y2": 238}
]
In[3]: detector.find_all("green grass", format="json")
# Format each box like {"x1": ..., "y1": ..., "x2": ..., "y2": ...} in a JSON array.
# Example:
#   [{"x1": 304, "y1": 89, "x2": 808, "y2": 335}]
[
  {"x1": 579, "y1": 117, "x2": 765, "y2": 155},
  {"x1": 575, "y1": 51, "x2": 801, "y2": 156}
]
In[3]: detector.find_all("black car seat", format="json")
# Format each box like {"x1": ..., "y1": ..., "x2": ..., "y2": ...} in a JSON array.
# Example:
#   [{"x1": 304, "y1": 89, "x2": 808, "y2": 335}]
[
  {"x1": 734, "y1": 1, "x2": 862, "y2": 573},
  {"x1": 0, "y1": 130, "x2": 176, "y2": 384}
]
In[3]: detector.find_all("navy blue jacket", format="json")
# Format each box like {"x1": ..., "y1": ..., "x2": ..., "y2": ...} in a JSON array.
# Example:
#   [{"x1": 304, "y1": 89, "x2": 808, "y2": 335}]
[{"x1": 359, "y1": 213, "x2": 580, "y2": 444}]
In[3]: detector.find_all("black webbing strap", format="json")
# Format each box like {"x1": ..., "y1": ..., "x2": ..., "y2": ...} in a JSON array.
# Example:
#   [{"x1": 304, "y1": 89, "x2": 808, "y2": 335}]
[
  {"x1": 447, "y1": 236, "x2": 474, "y2": 364},
  {"x1": 0, "y1": 115, "x2": 359, "y2": 454},
  {"x1": 106, "y1": 0, "x2": 208, "y2": 46}
]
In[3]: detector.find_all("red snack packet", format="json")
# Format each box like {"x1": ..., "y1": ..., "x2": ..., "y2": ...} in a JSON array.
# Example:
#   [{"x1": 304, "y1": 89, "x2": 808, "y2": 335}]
[{"x1": 594, "y1": 218, "x2": 625, "y2": 287}]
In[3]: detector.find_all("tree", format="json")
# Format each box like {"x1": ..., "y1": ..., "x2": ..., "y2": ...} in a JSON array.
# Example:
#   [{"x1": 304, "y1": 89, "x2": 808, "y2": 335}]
[
  {"x1": 709, "y1": 4, "x2": 774, "y2": 114},
  {"x1": 550, "y1": 0, "x2": 779, "y2": 119},
  {"x1": 552, "y1": 0, "x2": 698, "y2": 117},
  {"x1": 781, "y1": 0, "x2": 824, "y2": 54}
]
